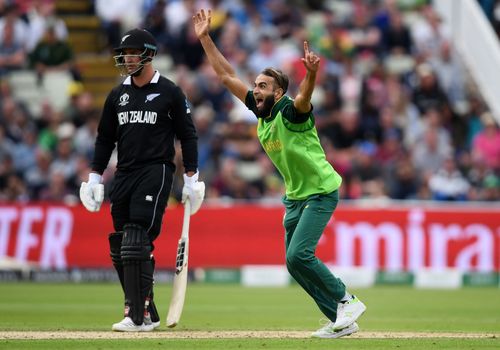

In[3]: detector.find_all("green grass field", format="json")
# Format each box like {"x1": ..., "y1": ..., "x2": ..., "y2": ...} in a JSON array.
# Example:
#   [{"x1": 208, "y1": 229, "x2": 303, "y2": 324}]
[{"x1": 0, "y1": 282, "x2": 499, "y2": 349}]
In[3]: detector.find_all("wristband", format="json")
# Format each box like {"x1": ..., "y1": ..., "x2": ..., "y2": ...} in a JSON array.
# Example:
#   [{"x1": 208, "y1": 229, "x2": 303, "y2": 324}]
[{"x1": 88, "y1": 173, "x2": 102, "y2": 184}]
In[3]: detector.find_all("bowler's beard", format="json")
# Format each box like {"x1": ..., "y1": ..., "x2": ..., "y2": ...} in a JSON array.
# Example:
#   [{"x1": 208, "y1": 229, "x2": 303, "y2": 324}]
[{"x1": 256, "y1": 95, "x2": 276, "y2": 118}]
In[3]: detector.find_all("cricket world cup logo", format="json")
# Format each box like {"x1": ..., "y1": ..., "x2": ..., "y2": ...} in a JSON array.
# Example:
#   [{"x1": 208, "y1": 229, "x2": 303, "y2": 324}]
[{"x1": 119, "y1": 93, "x2": 130, "y2": 106}]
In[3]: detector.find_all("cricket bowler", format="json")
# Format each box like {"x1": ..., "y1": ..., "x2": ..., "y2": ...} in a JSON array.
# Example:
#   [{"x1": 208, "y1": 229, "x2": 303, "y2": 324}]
[{"x1": 193, "y1": 9, "x2": 366, "y2": 338}]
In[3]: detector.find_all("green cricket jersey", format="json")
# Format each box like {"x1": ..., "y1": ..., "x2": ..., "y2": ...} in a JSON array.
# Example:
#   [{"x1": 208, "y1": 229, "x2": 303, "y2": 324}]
[{"x1": 245, "y1": 92, "x2": 342, "y2": 200}]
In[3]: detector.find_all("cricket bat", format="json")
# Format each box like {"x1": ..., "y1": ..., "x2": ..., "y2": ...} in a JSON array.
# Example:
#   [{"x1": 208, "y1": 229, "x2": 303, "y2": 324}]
[{"x1": 166, "y1": 198, "x2": 191, "y2": 328}]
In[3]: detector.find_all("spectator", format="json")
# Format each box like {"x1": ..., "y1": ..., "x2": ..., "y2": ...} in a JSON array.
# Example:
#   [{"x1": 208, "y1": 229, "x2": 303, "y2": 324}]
[
  {"x1": 385, "y1": 156, "x2": 419, "y2": 200},
  {"x1": 173, "y1": 19, "x2": 206, "y2": 70},
  {"x1": 412, "y1": 63, "x2": 449, "y2": 114},
  {"x1": 347, "y1": 3, "x2": 382, "y2": 59},
  {"x1": 62, "y1": 85, "x2": 96, "y2": 127},
  {"x1": 10, "y1": 126, "x2": 37, "y2": 173},
  {"x1": 429, "y1": 41, "x2": 466, "y2": 107},
  {"x1": 0, "y1": 173, "x2": 29, "y2": 202},
  {"x1": 164, "y1": 0, "x2": 209, "y2": 39},
  {"x1": 240, "y1": 6, "x2": 277, "y2": 52},
  {"x1": 351, "y1": 141, "x2": 383, "y2": 183},
  {"x1": 0, "y1": 152, "x2": 15, "y2": 193},
  {"x1": 465, "y1": 95, "x2": 488, "y2": 148},
  {"x1": 29, "y1": 24, "x2": 78, "y2": 83},
  {"x1": 327, "y1": 108, "x2": 365, "y2": 151},
  {"x1": 39, "y1": 170, "x2": 77, "y2": 203},
  {"x1": 410, "y1": 5, "x2": 449, "y2": 60},
  {"x1": 376, "y1": 124, "x2": 404, "y2": 167},
  {"x1": 0, "y1": 125, "x2": 14, "y2": 165},
  {"x1": 440, "y1": 103, "x2": 468, "y2": 153},
  {"x1": 410, "y1": 107, "x2": 452, "y2": 153},
  {"x1": 472, "y1": 112, "x2": 500, "y2": 170},
  {"x1": 429, "y1": 156, "x2": 470, "y2": 201},
  {"x1": 479, "y1": 173, "x2": 500, "y2": 201},
  {"x1": 359, "y1": 63, "x2": 387, "y2": 141},
  {"x1": 95, "y1": 0, "x2": 145, "y2": 50},
  {"x1": 0, "y1": 3, "x2": 29, "y2": 54},
  {"x1": 190, "y1": 103, "x2": 215, "y2": 173},
  {"x1": 49, "y1": 123, "x2": 77, "y2": 181},
  {"x1": 73, "y1": 109, "x2": 100, "y2": 159},
  {"x1": 412, "y1": 126, "x2": 452, "y2": 177},
  {"x1": 142, "y1": 0, "x2": 170, "y2": 52},
  {"x1": 37, "y1": 109, "x2": 62, "y2": 152},
  {"x1": 247, "y1": 31, "x2": 288, "y2": 75},
  {"x1": 1, "y1": 96, "x2": 30, "y2": 143},
  {"x1": 0, "y1": 12, "x2": 26, "y2": 76},
  {"x1": 25, "y1": 0, "x2": 68, "y2": 52},
  {"x1": 338, "y1": 58, "x2": 362, "y2": 112},
  {"x1": 382, "y1": 10, "x2": 413, "y2": 54},
  {"x1": 61, "y1": 81, "x2": 85, "y2": 126}
]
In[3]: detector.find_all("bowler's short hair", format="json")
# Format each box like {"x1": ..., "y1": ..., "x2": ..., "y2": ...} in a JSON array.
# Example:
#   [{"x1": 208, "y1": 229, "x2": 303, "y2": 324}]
[{"x1": 261, "y1": 67, "x2": 289, "y2": 94}]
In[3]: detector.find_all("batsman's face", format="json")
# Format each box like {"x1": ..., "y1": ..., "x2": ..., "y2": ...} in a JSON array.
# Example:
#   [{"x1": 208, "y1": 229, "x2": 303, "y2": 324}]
[
  {"x1": 122, "y1": 48, "x2": 142, "y2": 74},
  {"x1": 253, "y1": 74, "x2": 281, "y2": 118}
]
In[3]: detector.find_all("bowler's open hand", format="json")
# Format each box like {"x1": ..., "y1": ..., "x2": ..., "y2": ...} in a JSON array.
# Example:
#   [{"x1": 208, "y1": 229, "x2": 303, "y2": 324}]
[
  {"x1": 193, "y1": 9, "x2": 211, "y2": 39},
  {"x1": 301, "y1": 41, "x2": 320, "y2": 73}
]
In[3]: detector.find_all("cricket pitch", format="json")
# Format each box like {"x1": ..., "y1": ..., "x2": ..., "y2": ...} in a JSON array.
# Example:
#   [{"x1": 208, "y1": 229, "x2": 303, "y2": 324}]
[{"x1": 1, "y1": 331, "x2": 498, "y2": 339}]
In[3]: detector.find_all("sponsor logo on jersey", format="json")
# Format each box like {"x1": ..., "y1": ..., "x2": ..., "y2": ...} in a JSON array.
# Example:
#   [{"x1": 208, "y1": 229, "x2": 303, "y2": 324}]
[
  {"x1": 117, "y1": 111, "x2": 157, "y2": 125},
  {"x1": 185, "y1": 99, "x2": 191, "y2": 114},
  {"x1": 145, "y1": 93, "x2": 161, "y2": 102},
  {"x1": 118, "y1": 93, "x2": 130, "y2": 106},
  {"x1": 145, "y1": 195, "x2": 153, "y2": 202},
  {"x1": 263, "y1": 139, "x2": 282, "y2": 153}
]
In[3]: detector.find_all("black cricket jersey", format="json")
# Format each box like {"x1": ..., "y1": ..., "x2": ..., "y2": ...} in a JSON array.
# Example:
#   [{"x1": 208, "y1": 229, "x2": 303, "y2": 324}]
[{"x1": 91, "y1": 71, "x2": 198, "y2": 174}]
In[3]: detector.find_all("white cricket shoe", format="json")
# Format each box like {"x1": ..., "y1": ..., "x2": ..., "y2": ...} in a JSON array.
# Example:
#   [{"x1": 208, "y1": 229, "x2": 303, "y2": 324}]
[
  {"x1": 311, "y1": 321, "x2": 359, "y2": 338},
  {"x1": 333, "y1": 295, "x2": 366, "y2": 330},
  {"x1": 111, "y1": 317, "x2": 155, "y2": 332},
  {"x1": 144, "y1": 313, "x2": 161, "y2": 330}
]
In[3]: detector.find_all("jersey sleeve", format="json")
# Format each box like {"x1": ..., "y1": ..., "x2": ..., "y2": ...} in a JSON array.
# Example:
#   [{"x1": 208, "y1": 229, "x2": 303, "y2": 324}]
[
  {"x1": 171, "y1": 86, "x2": 198, "y2": 172},
  {"x1": 281, "y1": 100, "x2": 313, "y2": 124},
  {"x1": 91, "y1": 91, "x2": 118, "y2": 174}
]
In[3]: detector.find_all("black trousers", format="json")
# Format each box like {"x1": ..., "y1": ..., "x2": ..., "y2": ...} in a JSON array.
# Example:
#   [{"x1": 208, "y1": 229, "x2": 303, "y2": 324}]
[{"x1": 109, "y1": 163, "x2": 173, "y2": 242}]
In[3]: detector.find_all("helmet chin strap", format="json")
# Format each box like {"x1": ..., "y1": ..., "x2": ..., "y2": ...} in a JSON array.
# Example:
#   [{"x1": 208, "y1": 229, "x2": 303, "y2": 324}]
[
  {"x1": 130, "y1": 65, "x2": 144, "y2": 77},
  {"x1": 130, "y1": 59, "x2": 153, "y2": 77}
]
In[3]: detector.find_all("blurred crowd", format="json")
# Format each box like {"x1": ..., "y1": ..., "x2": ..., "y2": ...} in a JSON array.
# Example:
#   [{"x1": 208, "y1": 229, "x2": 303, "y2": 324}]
[{"x1": 0, "y1": 0, "x2": 499, "y2": 205}]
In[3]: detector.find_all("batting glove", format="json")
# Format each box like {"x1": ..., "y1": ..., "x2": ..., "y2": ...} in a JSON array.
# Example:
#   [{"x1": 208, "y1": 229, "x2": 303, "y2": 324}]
[
  {"x1": 79, "y1": 173, "x2": 104, "y2": 212},
  {"x1": 182, "y1": 171, "x2": 205, "y2": 215}
]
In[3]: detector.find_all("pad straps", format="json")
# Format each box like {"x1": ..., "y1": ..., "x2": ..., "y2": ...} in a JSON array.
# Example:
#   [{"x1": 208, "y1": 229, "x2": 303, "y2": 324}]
[{"x1": 121, "y1": 223, "x2": 153, "y2": 325}]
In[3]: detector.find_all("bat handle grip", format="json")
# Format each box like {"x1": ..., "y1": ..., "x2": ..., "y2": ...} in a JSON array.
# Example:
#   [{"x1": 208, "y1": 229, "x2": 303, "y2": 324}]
[
  {"x1": 184, "y1": 198, "x2": 191, "y2": 214},
  {"x1": 181, "y1": 198, "x2": 191, "y2": 238}
]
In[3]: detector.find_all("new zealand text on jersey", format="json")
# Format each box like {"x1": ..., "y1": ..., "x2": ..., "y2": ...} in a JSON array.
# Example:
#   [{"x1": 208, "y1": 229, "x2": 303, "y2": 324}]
[{"x1": 117, "y1": 110, "x2": 158, "y2": 125}]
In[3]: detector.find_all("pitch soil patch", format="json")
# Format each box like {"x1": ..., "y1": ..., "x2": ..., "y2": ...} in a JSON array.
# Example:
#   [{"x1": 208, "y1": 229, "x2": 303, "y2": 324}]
[{"x1": 1, "y1": 331, "x2": 498, "y2": 339}]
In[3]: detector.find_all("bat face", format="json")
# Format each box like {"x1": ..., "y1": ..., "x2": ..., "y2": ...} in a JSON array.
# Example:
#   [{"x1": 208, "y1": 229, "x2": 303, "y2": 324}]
[
  {"x1": 167, "y1": 239, "x2": 189, "y2": 328},
  {"x1": 166, "y1": 199, "x2": 191, "y2": 328}
]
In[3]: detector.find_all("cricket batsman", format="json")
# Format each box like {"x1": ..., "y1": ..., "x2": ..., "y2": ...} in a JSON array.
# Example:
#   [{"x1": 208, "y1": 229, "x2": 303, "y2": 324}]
[{"x1": 79, "y1": 28, "x2": 205, "y2": 331}]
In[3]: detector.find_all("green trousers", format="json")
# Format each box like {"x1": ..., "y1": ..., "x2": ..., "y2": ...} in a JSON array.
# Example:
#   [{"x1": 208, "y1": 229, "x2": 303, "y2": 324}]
[{"x1": 283, "y1": 190, "x2": 345, "y2": 322}]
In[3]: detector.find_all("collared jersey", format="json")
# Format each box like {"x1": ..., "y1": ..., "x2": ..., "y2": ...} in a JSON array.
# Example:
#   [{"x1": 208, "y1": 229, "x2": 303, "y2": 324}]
[
  {"x1": 245, "y1": 91, "x2": 342, "y2": 200},
  {"x1": 92, "y1": 71, "x2": 198, "y2": 174}
]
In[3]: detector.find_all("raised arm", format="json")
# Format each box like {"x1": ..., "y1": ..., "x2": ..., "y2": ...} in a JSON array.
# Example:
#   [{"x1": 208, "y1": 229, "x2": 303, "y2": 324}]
[
  {"x1": 294, "y1": 41, "x2": 320, "y2": 113},
  {"x1": 193, "y1": 9, "x2": 248, "y2": 103}
]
